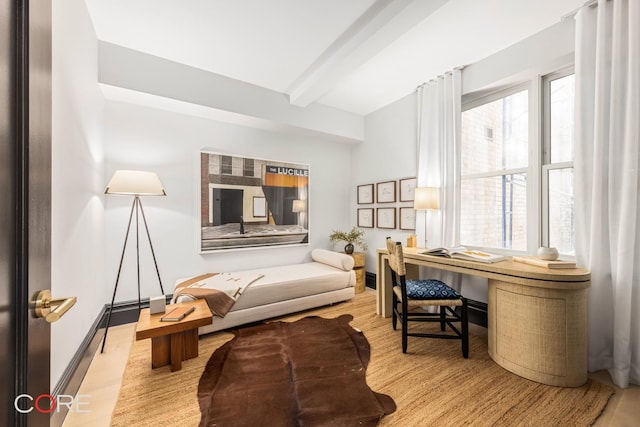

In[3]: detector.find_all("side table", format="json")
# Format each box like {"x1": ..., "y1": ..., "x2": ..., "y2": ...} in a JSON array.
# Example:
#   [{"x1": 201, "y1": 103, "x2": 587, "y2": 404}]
[
  {"x1": 349, "y1": 252, "x2": 366, "y2": 293},
  {"x1": 135, "y1": 299, "x2": 212, "y2": 372}
]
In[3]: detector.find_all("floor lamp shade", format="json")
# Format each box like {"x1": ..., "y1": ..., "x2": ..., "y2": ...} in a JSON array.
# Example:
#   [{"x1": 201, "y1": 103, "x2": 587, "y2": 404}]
[
  {"x1": 414, "y1": 187, "x2": 439, "y2": 248},
  {"x1": 413, "y1": 187, "x2": 439, "y2": 211},
  {"x1": 105, "y1": 170, "x2": 166, "y2": 196}
]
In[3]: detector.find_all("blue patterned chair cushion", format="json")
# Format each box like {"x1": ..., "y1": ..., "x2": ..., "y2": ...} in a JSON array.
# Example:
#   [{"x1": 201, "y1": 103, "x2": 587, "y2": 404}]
[{"x1": 405, "y1": 279, "x2": 461, "y2": 300}]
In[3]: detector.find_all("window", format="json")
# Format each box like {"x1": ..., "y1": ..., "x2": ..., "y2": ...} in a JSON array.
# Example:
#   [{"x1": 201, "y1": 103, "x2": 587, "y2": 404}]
[
  {"x1": 460, "y1": 70, "x2": 575, "y2": 255},
  {"x1": 243, "y1": 158, "x2": 254, "y2": 177},
  {"x1": 461, "y1": 88, "x2": 529, "y2": 251},
  {"x1": 544, "y1": 72, "x2": 575, "y2": 255},
  {"x1": 220, "y1": 155, "x2": 233, "y2": 175}
]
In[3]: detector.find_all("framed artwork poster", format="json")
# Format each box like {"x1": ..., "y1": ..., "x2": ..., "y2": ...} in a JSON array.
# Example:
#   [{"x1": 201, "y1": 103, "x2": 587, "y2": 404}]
[
  {"x1": 377, "y1": 207, "x2": 396, "y2": 229},
  {"x1": 399, "y1": 177, "x2": 417, "y2": 202},
  {"x1": 200, "y1": 151, "x2": 309, "y2": 251},
  {"x1": 399, "y1": 207, "x2": 416, "y2": 230},
  {"x1": 357, "y1": 208, "x2": 374, "y2": 228},
  {"x1": 376, "y1": 181, "x2": 396, "y2": 203},
  {"x1": 357, "y1": 184, "x2": 374, "y2": 204}
]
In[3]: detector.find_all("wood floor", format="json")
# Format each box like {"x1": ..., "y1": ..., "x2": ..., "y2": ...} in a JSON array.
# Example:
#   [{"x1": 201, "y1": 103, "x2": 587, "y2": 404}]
[{"x1": 62, "y1": 300, "x2": 640, "y2": 426}]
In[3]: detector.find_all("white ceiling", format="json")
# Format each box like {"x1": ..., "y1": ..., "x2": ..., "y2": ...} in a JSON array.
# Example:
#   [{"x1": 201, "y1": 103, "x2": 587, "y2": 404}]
[{"x1": 85, "y1": 0, "x2": 583, "y2": 117}]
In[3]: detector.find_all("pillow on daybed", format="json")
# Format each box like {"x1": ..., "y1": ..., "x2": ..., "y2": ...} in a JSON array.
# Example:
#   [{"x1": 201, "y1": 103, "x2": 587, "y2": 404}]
[{"x1": 311, "y1": 249, "x2": 355, "y2": 271}]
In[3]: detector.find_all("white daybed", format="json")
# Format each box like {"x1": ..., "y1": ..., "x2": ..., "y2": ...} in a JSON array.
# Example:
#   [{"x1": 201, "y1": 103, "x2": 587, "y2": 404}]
[{"x1": 172, "y1": 249, "x2": 356, "y2": 335}]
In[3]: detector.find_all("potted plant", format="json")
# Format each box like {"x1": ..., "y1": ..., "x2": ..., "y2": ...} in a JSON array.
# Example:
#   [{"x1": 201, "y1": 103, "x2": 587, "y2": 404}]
[{"x1": 329, "y1": 227, "x2": 368, "y2": 254}]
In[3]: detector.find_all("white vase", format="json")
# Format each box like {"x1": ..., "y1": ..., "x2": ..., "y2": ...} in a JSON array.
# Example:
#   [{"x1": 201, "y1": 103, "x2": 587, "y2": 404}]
[{"x1": 536, "y1": 246, "x2": 559, "y2": 260}]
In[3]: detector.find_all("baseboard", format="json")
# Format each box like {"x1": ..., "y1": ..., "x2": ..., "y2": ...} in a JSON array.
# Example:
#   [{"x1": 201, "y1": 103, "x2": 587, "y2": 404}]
[
  {"x1": 97, "y1": 294, "x2": 173, "y2": 328},
  {"x1": 466, "y1": 298, "x2": 488, "y2": 328},
  {"x1": 365, "y1": 272, "x2": 376, "y2": 289}
]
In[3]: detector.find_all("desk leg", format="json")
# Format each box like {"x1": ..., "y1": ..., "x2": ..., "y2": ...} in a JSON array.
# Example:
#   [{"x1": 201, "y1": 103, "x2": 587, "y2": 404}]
[
  {"x1": 376, "y1": 253, "x2": 394, "y2": 317},
  {"x1": 376, "y1": 252, "x2": 384, "y2": 315},
  {"x1": 376, "y1": 253, "x2": 419, "y2": 318}
]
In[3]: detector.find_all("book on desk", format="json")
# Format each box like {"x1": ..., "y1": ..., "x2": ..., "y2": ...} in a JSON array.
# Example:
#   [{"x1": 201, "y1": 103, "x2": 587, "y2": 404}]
[
  {"x1": 512, "y1": 256, "x2": 576, "y2": 269},
  {"x1": 160, "y1": 305, "x2": 195, "y2": 322},
  {"x1": 421, "y1": 246, "x2": 505, "y2": 263}
]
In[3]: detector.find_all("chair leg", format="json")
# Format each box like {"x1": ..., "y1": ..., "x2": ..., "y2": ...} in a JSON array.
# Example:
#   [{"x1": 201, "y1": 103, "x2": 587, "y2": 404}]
[
  {"x1": 461, "y1": 298, "x2": 469, "y2": 358},
  {"x1": 402, "y1": 321, "x2": 408, "y2": 353},
  {"x1": 392, "y1": 292, "x2": 398, "y2": 331},
  {"x1": 402, "y1": 302, "x2": 408, "y2": 353},
  {"x1": 440, "y1": 306, "x2": 446, "y2": 331}
]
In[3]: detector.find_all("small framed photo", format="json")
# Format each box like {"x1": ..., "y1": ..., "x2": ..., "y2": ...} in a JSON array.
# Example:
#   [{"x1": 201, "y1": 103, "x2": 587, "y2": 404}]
[
  {"x1": 399, "y1": 177, "x2": 417, "y2": 202},
  {"x1": 376, "y1": 181, "x2": 396, "y2": 203},
  {"x1": 399, "y1": 207, "x2": 416, "y2": 230},
  {"x1": 357, "y1": 208, "x2": 374, "y2": 228},
  {"x1": 357, "y1": 184, "x2": 374, "y2": 204},
  {"x1": 377, "y1": 207, "x2": 396, "y2": 229}
]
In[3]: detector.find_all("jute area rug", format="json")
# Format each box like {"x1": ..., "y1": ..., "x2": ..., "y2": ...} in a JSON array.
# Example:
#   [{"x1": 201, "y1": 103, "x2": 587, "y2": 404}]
[{"x1": 111, "y1": 292, "x2": 614, "y2": 426}]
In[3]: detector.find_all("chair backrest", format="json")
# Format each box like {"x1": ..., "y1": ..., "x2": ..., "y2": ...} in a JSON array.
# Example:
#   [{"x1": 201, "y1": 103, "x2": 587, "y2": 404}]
[{"x1": 386, "y1": 237, "x2": 406, "y2": 277}]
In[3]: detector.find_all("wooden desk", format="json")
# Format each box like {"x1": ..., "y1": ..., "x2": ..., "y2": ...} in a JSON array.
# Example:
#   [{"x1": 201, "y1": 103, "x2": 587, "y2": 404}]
[
  {"x1": 376, "y1": 247, "x2": 591, "y2": 387},
  {"x1": 136, "y1": 299, "x2": 213, "y2": 372}
]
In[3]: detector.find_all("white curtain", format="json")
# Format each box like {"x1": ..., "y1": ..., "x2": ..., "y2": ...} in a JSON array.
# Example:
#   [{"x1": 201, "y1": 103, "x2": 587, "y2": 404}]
[
  {"x1": 416, "y1": 69, "x2": 462, "y2": 287},
  {"x1": 574, "y1": 0, "x2": 640, "y2": 388}
]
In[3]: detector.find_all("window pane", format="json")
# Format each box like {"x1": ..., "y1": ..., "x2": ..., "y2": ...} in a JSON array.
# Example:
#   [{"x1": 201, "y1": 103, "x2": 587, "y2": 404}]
[
  {"x1": 550, "y1": 74, "x2": 574, "y2": 163},
  {"x1": 243, "y1": 158, "x2": 254, "y2": 177},
  {"x1": 461, "y1": 90, "x2": 529, "y2": 175},
  {"x1": 221, "y1": 155, "x2": 233, "y2": 175},
  {"x1": 548, "y1": 168, "x2": 574, "y2": 255},
  {"x1": 460, "y1": 174, "x2": 527, "y2": 250}
]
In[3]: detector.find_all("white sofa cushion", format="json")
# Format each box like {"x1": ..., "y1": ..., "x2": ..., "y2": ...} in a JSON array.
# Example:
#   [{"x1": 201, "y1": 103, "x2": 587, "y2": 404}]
[{"x1": 311, "y1": 249, "x2": 355, "y2": 271}]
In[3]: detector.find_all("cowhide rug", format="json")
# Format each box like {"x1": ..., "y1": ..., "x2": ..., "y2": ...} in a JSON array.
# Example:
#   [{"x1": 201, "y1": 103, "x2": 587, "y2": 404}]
[{"x1": 197, "y1": 314, "x2": 396, "y2": 426}]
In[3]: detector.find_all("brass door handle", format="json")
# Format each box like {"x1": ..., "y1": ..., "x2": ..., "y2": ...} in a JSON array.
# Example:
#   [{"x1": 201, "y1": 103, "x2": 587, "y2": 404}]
[{"x1": 33, "y1": 290, "x2": 77, "y2": 323}]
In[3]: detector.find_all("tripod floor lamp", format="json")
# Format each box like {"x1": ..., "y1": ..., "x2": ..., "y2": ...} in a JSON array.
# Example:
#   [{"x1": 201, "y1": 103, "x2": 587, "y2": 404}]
[
  {"x1": 413, "y1": 187, "x2": 440, "y2": 249},
  {"x1": 101, "y1": 170, "x2": 166, "y2": 353}
]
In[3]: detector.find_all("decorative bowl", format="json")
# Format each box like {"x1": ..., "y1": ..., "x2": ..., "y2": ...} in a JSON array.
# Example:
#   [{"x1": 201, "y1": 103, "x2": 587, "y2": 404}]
[{"x1": 536, "y1": 246, "x2": 559, "y2": 260}]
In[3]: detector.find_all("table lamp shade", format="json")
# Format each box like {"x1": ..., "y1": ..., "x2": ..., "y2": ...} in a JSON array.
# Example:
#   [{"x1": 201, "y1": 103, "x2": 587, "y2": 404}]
[
  {"x1": 413, "y1": 187, "x2": 439, "y2": 210},
  {"x1": 105, "y1": 170, "x2": 166, "y2": 196}
]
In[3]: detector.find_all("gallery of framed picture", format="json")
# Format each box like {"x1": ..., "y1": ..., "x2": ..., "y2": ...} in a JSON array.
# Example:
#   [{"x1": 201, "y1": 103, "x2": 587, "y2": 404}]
[
  {"x1": 200, "y1": 151, "x2": 309, "y2": 251},
  {"x1": 356, "y1": 177, "x2": 417, "y2": 230}
]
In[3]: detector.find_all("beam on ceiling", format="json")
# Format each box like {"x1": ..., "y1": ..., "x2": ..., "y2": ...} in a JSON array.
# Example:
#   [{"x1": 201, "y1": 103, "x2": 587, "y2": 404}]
[
  {"x1": 287, "y1": 0, "x2": 448, "y2": 108},
  {"x1": 98, "y1": 42, "x2": 364, "y2": 143}
]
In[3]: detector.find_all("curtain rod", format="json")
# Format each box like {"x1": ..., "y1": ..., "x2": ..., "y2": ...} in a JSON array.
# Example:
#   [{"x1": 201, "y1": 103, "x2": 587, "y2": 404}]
[
  {"x1": 561, "y1": 0, "x2": 608, "y2": 21},
  {"x1": 414, "y1": 65, "x2": 465, "y2": 92}
]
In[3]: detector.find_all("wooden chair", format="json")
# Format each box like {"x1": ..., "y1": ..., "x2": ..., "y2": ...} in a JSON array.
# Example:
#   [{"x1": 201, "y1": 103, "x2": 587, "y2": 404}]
[{"x1": 387, "y1": 238, "x2": 469, "y2": 357}]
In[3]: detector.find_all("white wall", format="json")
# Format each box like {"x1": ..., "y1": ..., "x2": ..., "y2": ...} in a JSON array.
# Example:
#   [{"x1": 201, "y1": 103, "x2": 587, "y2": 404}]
[
  {"x1": 352, "y1": 94, "x2": 418, "y2": 271},
  {"x1": 51, "y1": 0, "x2": 106, "y2": 387},
  {"x1": 102, "y1": 100, "x2": 353, "y2": 302}
]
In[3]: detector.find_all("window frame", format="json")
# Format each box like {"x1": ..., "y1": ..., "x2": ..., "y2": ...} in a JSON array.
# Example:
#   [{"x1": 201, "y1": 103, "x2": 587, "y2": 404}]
[
  {"x1": 460, "y1": 82, "x2": 538, "y2": 254},
  {"x1": 459, "y1": 67, "x2": 575, "y2": 256},
  {"x1": 541, "y1": 66, "x2": 575, "y2": 254}
]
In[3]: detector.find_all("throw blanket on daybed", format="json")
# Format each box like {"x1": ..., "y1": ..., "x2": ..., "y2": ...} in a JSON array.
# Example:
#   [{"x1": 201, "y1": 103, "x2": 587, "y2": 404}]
[{"x1": 172, "y1": 272, "x2": 264, "y2": 317}]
